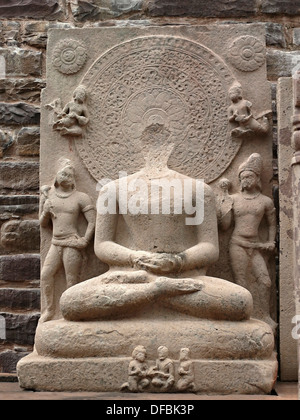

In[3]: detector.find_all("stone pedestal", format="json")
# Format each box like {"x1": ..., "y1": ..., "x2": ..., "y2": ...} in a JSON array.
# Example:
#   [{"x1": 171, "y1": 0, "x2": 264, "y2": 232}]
[
  {"x1": 18, "y1": 314, "x2": 277, "y2": 394},
  {"x1": 18, "y1": 353, "x2": 277, "y2": 395}
]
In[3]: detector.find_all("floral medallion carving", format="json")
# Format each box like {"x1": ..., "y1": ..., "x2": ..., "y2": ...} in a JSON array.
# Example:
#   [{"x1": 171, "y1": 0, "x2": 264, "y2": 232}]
[
  {"x1": 78, "y1": 36, "x2": 238, "y2": 183},
  {"x1": 228, "y1": 36, "x2": 266, "y2": 72},
  {"x1": 53, "y1": 39, "x2": 87, "y2": 75}
]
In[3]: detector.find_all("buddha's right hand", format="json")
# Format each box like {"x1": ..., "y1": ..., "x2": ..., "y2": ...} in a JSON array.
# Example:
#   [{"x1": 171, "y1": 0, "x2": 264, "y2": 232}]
[{"x1": 130, "y1": 251, "x2": 155, "y2": 271}]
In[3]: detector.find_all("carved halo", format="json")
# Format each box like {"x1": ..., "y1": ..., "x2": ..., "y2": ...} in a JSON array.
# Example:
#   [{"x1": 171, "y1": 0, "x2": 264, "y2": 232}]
[{"x1": 77, "y1": 36, "x2": 239, "y2": 182}]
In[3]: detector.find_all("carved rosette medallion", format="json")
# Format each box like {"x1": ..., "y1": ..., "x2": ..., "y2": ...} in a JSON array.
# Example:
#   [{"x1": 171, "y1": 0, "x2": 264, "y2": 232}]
[
  {"x1": 78, "y1": 37, "x2": 238, "y2": 182},
  {"x1": 228, "y1": 36, "x2": 266, "y2": 72},
  {"x1": 53, "y1": 39, "x2": 87, "y2": 75}
]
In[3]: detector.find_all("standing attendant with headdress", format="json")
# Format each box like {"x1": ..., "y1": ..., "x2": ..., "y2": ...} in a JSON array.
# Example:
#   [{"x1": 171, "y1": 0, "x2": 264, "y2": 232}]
[
  {"x1": 219, "y1": 153, "x2": 277, "y2": 332},
  {"x1": 39, "y1": 160, "x2": 96, "y2": 322}
]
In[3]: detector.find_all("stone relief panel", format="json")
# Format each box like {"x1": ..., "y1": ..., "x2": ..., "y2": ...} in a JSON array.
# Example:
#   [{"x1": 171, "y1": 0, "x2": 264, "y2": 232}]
[{"x1": 17, "y1": 26, "x2": 277, "y2": 394}]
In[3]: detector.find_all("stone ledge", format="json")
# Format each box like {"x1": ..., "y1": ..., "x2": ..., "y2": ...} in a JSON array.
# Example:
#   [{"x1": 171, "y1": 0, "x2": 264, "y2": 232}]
[
  {"x1": 0, "y1": 79, "x2": 45, "y2": 103},
  {"x1": 267, "y1": 50, "x2": 300, "y2": 80},
  {"x1": 0, "y1": 195, "x2": 39, "y2": 206},
  {"x1": 0, "y1": 288, "x2": 40, "y2": 311},
  {"x1": 0, "y1": 254, "x2": 40, "y2": 282},
  {"x1": 71, "y1": 0, "x2": 144, "y2": 22},
  {"x1": 0, "y1": 103, "x2": 40, "y2": 126},
  {"x1": 261, "y1": 0, "x2": 300, "y2": 15},
  {"x1": 0, "y1": 195, "x2": 39, "y2": 219},
  {"x1": 0, "y1": 48, "x2": 42, "y2": 78},
  {"x1": 0, "y1": 220, "x2": 40, "y2": 252},
  {"x1": 0, "y1": 162, "x2": 39, "y2": 192},
  {"x1": 0, "y1": 0, "x2": 64, "y2": 20},
  {"x1": 0, "y1": 313, "x2": 40, "y2": 346},
  {"x1": 147, "y1": 0, "x2": 258, "y2": 17}
]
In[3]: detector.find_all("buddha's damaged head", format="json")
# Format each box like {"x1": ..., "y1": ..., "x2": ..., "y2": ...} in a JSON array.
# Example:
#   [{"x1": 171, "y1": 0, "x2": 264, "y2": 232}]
[{"x1": 140, "y1": 123, "x2": 174, "y2": 161}]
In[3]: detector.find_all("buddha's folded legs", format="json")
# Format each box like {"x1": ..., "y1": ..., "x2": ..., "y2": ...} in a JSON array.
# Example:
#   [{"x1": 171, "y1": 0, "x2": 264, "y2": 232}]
[
  {"x1": 60, "y1": 271, "x2": 252, "y2": 322},
  {"x1": 161, "y1": 276, "x2": 253, "y2": 321},
  {"x1": 60, "y1": 274, "x2": 202, "y2": 321}
]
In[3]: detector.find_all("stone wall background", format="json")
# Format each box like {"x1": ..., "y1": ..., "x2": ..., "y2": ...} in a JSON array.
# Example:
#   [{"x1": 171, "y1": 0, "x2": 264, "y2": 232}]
[{"x1": 0, "y1": 0, "x2": 299, "y2": 375}]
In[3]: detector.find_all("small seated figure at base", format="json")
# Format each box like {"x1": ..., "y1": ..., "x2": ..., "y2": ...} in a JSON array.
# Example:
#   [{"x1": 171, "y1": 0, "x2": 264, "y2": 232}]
[
  {"x1": 176, "y1": 348, "x2": 195, "y2": 392},
  {"x1": 60, "y1": 123, "x2": 253, "y2": 325},
  {"x1": 121, "y1": 346, "x2": 150, "y2": 392},
  {"x1": 148, "y1": 346, "x2": 175, "y2": 392}
]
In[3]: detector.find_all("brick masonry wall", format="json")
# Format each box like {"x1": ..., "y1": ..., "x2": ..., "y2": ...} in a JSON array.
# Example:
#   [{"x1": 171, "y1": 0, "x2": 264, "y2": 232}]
[{"x1": 0, "y1": 0, "x2": 299, "y2": 374}]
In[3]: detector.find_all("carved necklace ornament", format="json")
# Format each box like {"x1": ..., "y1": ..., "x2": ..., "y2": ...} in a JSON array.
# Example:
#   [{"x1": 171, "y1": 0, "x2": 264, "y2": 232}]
[
  {"x1": 54, "y1": 190, "x2": 75, "y2": 199},
  {"x1": 78, "y1": 36, "x2": 239, "y2": 183},
  {"x1": 53, "y1": 39, "x2": 87, "y2": 75},
  {"x1": 241, "y1": 191, "x2": 261, "y2": 200},
  {"x1": 228, "y1": 36, "x2": 266, "y2": 72}
]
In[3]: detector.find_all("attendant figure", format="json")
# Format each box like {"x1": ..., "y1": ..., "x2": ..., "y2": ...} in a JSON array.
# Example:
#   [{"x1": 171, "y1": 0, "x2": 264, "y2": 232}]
[
  {"x1": 52, "y1": 86, "x2": 89, "y2": 137},
  {"x1": 40, "y1": 160, "x2": 95, "y2": 322},
  {"x1": 228, "y1": 83, "x2": 270, "y2": 139},
  {"x1": 219, "y1": 153, "x2": 277, "y2": 332}
]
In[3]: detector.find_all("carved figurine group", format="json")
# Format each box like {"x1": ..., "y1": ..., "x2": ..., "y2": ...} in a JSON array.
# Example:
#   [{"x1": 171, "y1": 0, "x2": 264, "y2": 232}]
[{"x1": 121, "y1": 346, "x2": 195, "y2": 393}]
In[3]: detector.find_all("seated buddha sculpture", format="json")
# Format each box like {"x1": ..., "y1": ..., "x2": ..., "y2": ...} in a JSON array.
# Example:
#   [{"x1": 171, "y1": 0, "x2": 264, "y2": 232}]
[{"x1": 60, "y1": 123, "x2": 253, "y2": 322}]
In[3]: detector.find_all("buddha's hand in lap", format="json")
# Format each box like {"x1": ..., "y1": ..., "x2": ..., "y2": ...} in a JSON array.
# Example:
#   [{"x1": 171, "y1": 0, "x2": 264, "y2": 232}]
[{"x1": 131, "y1": 251, "x2": 184, "y2": 275}]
